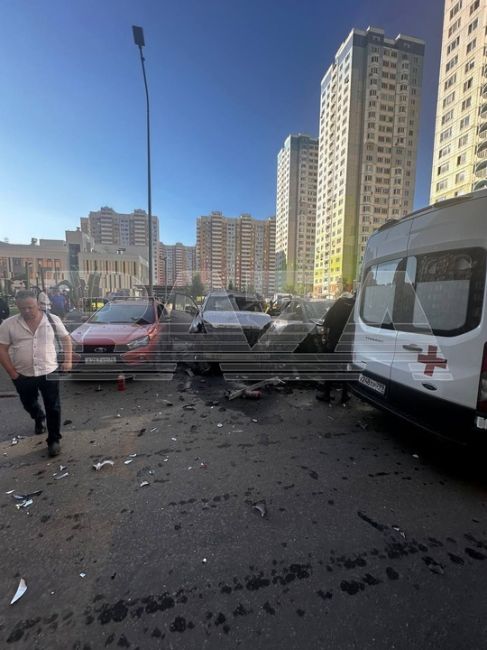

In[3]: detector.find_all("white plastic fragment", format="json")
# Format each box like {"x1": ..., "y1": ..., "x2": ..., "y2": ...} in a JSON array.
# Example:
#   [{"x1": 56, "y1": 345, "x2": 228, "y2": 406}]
[
  {"x1": 92, "y1": 460, "x2": 114, "y2": 471},
  {"x1": 79, "y1": 573, "x2": 86, "y2": 578},
  {"x1": 150, "y1": 427, "x2": 158, "y2": 432},
  {"x1": 54, "y1": 472, "x2": 69, "y2": 480},
  {"x1": 171, "y1": 437, "x2": 177, "y2": 441},
  {"x1": 217, "y1": 423, "x2": 223, "y2": 428},
  {"x1": 15, "y1": 499, "x2": 33, "y2": 510},
  {"x1": 124, "y1": 459, "x2": 134, "y2": 465},
  {"x1": 59, "y1": 465, "x2": 67, "y2": 472},
  {"x1": 253, "y1": 502, "x2": 267, "y2": 518},
  {"x1": 5, "y1": 490, "x2": 14, "y2": 495},
  {"x1": 129, "y1": 453, "x2": 137, "y2": 458},
  {"x1": 202, "y1": 558, "x2": 207, "y2": 564},
  {"x1": 139, "y1": 481, "x2": 149, "y2": 487},
  {"x1": 10, "y1": 578, "x2": 27, "y2": 604},
  {"x1": 412, "y1": 454, "x2": 419, "y2": 459}
]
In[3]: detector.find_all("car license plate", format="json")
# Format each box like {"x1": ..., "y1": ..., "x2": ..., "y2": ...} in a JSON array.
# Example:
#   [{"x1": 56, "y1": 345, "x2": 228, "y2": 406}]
[
  {"x1": 84, "y1": 356, "x2": 117, "y2": 364},
  {"x1": 358, "y1": 374, "x2": 386, "y2": 395}
]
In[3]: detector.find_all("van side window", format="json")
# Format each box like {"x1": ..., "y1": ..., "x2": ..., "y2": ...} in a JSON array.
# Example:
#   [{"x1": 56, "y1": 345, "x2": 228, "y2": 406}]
[
  {"x1": 360, "y1": 258, "x2": 403, "y2": 328},
  {"x1": 406, "y1": 248, "x2": 485, "y2": 336}
]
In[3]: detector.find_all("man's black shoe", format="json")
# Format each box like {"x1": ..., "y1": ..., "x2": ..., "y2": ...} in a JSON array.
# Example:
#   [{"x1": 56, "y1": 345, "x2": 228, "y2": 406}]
[
  {"x1": 35, "y1": 417, "x2": 46, "y2": 435},
  {"x1": 48, "y1": 441, "x2": 61, "y2": 457}
]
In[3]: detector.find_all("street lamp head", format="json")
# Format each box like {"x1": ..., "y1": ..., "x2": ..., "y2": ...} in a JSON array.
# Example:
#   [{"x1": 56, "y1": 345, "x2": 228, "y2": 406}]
[{"x1": 132, "y1": 25, "x2": 145, "y2": 47}]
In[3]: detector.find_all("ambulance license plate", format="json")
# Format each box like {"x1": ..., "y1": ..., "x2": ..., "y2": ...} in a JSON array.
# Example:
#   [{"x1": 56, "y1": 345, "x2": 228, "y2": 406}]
[{"x1": 358, "y1": 374, "x2": 386, "y2": 395}]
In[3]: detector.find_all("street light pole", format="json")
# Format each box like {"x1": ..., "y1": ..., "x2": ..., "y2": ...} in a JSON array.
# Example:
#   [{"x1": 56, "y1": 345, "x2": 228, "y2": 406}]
[
  {"x1": 132, "y1": 25, "x2": 153, "y2": 297},
  {"x1": 162, "y1": 256, "x2": 168, "y2": 303}
]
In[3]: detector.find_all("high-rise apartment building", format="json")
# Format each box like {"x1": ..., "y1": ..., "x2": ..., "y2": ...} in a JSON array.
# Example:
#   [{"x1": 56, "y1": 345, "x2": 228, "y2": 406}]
[
  {"x1": 158, "y1": 242, "x2": 196, "y2": 288},
  {"x1": 276, "y1": 134, "x2": 318, "y2": 294},
  {"x1": 314, "y1": 27, "x2": 424, "y2": 297},
  {"x1": 430, "y1": 0, "x2": 486, "y2": 202},
  {"x1": 82, "y1": 207, "x2": 159, "y2": 281},
  {"x1": 196, "y1": 212, "x2": 276, "y2": 296}
]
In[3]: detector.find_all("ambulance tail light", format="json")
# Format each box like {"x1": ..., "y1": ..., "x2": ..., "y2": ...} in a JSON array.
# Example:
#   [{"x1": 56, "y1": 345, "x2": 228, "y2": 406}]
[{"x1": 476, "y1": 343, "x2": 487, "y2": 412}]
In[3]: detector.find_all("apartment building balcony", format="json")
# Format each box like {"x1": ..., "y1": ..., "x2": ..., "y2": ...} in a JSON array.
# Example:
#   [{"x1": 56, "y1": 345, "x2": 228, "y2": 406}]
[
  {"x1": 476, "y1": 140, "x2": 487, "y2": 159},
  {"x1": 474, "y1": 179, "x2": 487, "y2": 191},
  {"x1": 474, "y1": 159, "x2": 487, "y2": 178},
  {"x1": 479, "y1": 122, "x2": 487, "y2": 139}
]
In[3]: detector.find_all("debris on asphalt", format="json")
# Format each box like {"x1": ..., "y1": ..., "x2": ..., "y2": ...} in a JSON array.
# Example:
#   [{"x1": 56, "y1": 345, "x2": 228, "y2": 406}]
[
  {"x1": 93, "y1": 460, "x2": 114, "y2": 471},
  {"x1": 5, "y1": 490, "x2": 15, "y2": 495},
  {"x1": 217, "y1": 423, "x2": 223, "y2": 428},
  {"x1": 95, "y1": 384, "x2": 102, "y2": 392},
  {"x1": 185, "y1": 367, "x2": 194, "y2": 377},
  {"x1": 79, "y1": 572, "x2": 86, "y2": 578},
  {"x1": 253, "y1": 502, "x2": 267, "y2": 518},
  {"x1": 183, "y1": 404, "x2": 195, "y2": 411},
  {"x1": 124, "y1": 459, "x2": 134, "y2": 465},
  {"x1": 227, "y1": 377, "x2": 283, "y2": 401},
  {"x1": 412, "y1": 454, "x2": 419, "y2": 459},
  {"x1": 59, "y1": 465, "x2": 67, "y2": 472},
  {"x1": 10, "y1": 578, "x2": 27, "y2": 605},
  {"x1": 140, "y1": 481, "x2": 150, "y2": 487},
  {"x1": 129, "y1": 453, "x2": 137, "y2": 458},
  {"x1": 150, "y1": 427, "x2": 158, "y2": 432},
  {"x1": 202, "y1": 558, "x2": 207, "y2": 564},
  {"x1": 162, "y1": 399, "x2": 173, "y2": 407},
  {"x1": 392, "y1": 525, "x2": 407, "y2": 539},
  {"x1": 12, "y1": 490, "x2": 42, "y2": 500},
  {"x1": 54, "y1": 472, "x2": 69, "y2": 480},
  {"x1": 252, "y1": 419, "x2": 258, "y2": 423},
  {"x1": 15, "y1": 499, "x2": 33, "y2": 510},
  {"x1": 117, "y1": 374, "x2": 126, "y2": 391},
  {"x1": 116, "y1": 414, "x2": 121, "y2": 418},
  {"x1": 63, "y1": 419, "x2": 72, "y2": 426},
  {"x1": 243, "y1": 390, "x2": 262, "y2": 400},
  {"x1": 171, "y1": 437, "x2": 177, "y2": 441},
  {"x1": 200, "y1": 462, "x2": 208, "y2": 469},
  {"x1": 11, "y1": 436, "x2": 24, "y2": 446},
  {"x1": 357, "y1": 421, "x2": 368, "y2": 431}
]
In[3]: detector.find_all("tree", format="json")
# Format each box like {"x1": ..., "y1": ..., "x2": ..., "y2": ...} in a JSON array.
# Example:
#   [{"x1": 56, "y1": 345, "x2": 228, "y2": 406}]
[{"x1": 190, "y1": 273, "x2": 204, "y2": 300}]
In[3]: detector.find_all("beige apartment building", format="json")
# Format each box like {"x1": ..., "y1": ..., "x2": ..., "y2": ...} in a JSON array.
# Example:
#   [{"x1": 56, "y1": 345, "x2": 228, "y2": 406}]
[
  {"x1": 0, "y1": 239, "x2": 69, "y2": 292},
  {"x1": 314, "y1": 27, "x2": 424, "y2": 297},
  {"x1": 81, "y1": 207, "x2": 159, "y2": 280},
  {"x1": 430, "y1": 0, "x2": 486, "y2": 202},
  {"x1": 158, "y1": 242, "x2": 196, "y2": 288},
  {"x1": 196, "y1": 212, "x2": 276, "y2": 296},
  {"x1": 276, "y1": 134, "x2": 318, "y2": 294}
]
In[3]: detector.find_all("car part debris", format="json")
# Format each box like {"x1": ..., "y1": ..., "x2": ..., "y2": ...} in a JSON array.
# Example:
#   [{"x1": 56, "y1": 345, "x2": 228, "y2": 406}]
[
  {"x1": 15, "y1": 499, "x2": 33, "y2": 510},
  {"x1": 117, "y1": 374, "x2": 126, "y2": 391},
  {"x1": 171, "y1": 437, "x2": 177, "y2": 441},
  {"x1": 412, "y1": 453, "x2": 419, "y2": 459},
  {"x1": 150, "y1": 427, "x2": 158, "y2": 432},
  {"x1": 95, "y1": 384, "x2": 102, "y2": 392},
  {"x1": 252, "y1": 418, "x2": 258, "y2": 423},
  {"x1": 227, "y1": 377, "x2": 284, "y2": 401},
  {"x1": 10, "y1": 578, "x2": 27, "y2": 605},
  {"x1": 185, "y1": 367, "x2": 194, "y2": 377},
  {"x1": 124, "y1": 459, "x2": 134, "y2": 465},
  {"x1": 392, "y1": 525, "x2": 406, "y2": 539},
  {"x1": 12, "y1": 490, "x2": 42, "y2": 500},
  {"x1": 79, "y1": 572, "x2": 86, "y2": 578},
  {"x1": 200, "y1": 462, "x2": 208, "y2": 469},
  {"x1": 243, "y1": 389, "x2": 262, "y2": 400},
  {"x1": 93, "y1": 460, "x2": 114, "y2": 471},
  {"x1": 217, "y1": 423, "x2": 223, "y2": 428},
  {"x1": 54, "y1": 472, "x2": 69, "y2": 480},
  {"x1": 129, "y1": 453, "x2": 137, "y2": 458},
  {"x1": 11, "y1": 437, "x2": 19, "y2": 446},
  {"x1": 253, "y1": 502, "x2": 267, "y2": 518},
  {"x1": 202, "y1": 558, "x2": 207, "y2": 563},
  {"x1": 63, "y1": 419, "x2": 72, "y2": 426},
  {"x1": 183, "y1": 404, "x2": 195, "y2": 411},
  {"x1": 162, "y1": 400, "x2": 173, "y2": 407},
  {"x1": 5, "y1": 490, "x2": 15, "y2": 495},
  {"x1": 140, "y1": 481, "x2": 149, "y2": 487}
]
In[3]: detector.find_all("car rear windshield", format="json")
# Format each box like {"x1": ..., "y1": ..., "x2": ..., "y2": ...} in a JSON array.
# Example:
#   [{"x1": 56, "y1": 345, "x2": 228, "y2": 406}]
[
  {"x1": 89, "y1": 303, "x2": 155, "y2": 324},
  {"x1": 205, "y1": 296, "x2": 263, "y2": 312}
]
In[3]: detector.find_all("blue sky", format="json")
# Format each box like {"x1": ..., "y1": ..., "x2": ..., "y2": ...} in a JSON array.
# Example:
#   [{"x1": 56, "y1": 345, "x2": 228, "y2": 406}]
[{"x1": 1, "y1": 0, "x2": 443, "y2": 246}]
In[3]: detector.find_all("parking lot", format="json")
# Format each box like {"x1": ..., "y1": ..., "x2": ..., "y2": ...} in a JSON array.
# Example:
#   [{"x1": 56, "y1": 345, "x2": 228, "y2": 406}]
[{"x1": 1, "y1": 368, "x2": 487, "y2": 649}]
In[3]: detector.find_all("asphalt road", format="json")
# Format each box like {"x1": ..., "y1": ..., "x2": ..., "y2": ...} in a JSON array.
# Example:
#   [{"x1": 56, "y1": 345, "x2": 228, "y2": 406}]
[{"x1": 1, "y1": 369, "x2": 487, "y2": 649}]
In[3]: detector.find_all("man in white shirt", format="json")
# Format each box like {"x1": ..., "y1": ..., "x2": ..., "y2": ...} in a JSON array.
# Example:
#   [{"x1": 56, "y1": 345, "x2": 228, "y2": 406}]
[{"x1": 0, "y1": 290, "x2": 72, "y2": 457}]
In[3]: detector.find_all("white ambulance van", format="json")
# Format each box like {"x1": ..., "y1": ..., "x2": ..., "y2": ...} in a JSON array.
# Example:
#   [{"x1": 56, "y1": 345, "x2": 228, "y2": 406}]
[{"x1": 352, "y1": 190, "x2": 487, "y2": 442}]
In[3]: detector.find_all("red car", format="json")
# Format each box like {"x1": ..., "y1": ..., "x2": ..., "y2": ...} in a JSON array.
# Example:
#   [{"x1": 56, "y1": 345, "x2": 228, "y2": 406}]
[{"x1": 70, "y1": 298, "x2": 166, "y2": 377}]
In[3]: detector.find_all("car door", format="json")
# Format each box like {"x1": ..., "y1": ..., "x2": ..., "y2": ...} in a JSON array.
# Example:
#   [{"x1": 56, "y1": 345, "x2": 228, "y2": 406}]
[
  {"x1": 165, "y1": 293, "x2": 199, "y2": 350},
  {"x1": 353, "y1": 257, "x2": 405, "y2": 395},
  {"x1": 390, "y1": 248, "x2": 486, "y2": 411}
]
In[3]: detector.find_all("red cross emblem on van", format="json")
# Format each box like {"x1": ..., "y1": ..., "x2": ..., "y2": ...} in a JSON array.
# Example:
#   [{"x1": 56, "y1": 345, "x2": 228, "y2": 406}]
[{"x1": 417, "y1": 346, "x2": 447, "y2": 376}]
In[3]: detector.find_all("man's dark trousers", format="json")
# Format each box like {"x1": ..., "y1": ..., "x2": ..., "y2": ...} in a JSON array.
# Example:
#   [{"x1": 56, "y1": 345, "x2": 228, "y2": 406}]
[{"x1": 12, "y1": 374, "x2": 61, "y2": 443}]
